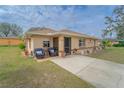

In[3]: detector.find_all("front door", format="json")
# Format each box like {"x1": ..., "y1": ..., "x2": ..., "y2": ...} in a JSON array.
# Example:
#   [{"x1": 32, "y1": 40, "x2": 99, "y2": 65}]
[{"x1": 64, "y1": 37, "x2": 71, "y2": 55}]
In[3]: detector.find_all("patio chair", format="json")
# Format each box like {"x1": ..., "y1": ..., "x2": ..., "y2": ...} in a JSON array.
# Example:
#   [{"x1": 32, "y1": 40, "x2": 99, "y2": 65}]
[
  {"x1": 34, "y1": 48, "x2": 45, "y2": 59},
  {"x1": 48, "y1": 48, "x2": 57, "y2": 57}
]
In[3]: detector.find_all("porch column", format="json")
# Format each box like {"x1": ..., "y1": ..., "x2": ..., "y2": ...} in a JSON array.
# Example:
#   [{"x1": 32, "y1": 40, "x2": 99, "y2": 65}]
[
  {"x1": 50, "y1": 37, "x2": 53, "y2": 47},
  {"x1": 27, "y1": 39, "x2": 31, "y2": 52},
  {"x1": 30, "y1": 38, "x2": 34, "y2": 56},
  {"x1": 58, "y1": 36, "x2": 64, "y2": 57}
]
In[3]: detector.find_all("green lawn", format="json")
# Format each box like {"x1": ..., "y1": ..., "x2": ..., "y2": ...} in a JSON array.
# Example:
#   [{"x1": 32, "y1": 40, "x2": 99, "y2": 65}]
[
  {"x1": 89, "y1": 47, "x2": 124, "y2": 64},
  {"x1": 0, "y1": 46, "x2": 93, "y2": 88}
]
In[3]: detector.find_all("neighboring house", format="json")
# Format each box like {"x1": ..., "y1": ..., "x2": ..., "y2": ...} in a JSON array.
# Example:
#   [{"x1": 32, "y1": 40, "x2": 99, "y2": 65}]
[
  {"x1": 105, "y1": 38, "x2": 119, "y2": 45},
  {"x1": 25, "y1": 27, "x2": 102, "y2": 57},
  {"x1": 107, "y1": 38, "x2": 124, "y2": 45},
  {"x1": 0, "y1": 37, "x2": 23, "y2": 46}
]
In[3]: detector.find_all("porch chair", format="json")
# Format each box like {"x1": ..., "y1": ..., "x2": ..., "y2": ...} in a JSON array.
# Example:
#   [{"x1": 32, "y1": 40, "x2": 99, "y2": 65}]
[
  {"x1": 48, "y1": 48, "x2": 57, "y2": 57},
  {"x1": 34, "y1": 48, "x2": 45, "y2": 59}
]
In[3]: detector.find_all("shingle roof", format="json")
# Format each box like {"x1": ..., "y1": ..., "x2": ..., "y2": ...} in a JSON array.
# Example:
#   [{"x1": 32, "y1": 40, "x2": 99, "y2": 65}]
[
  {"x1": 59, "y1": 29, "x2": 98, "y2": 39},
  {"x1": 25, "y1": 27, "x2": 99, "y2": 39},
  {"x1": 27, "y1": 27, "x2": 56, "y2": 34}
]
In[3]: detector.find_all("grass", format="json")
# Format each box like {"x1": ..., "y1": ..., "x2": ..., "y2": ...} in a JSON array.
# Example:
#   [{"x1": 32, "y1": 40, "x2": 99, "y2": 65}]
[
  {"x1": 0, "y1": 46, "x2": 93, "y2": 88},
  {"x1": 89, "y1": 47, "x2": 124, "y2": 64}
]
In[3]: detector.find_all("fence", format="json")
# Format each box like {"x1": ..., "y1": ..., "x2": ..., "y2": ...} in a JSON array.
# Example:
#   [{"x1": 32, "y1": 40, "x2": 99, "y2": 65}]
[{"x1": 0, "y1": 38, "x2": 23, "y2": 46}]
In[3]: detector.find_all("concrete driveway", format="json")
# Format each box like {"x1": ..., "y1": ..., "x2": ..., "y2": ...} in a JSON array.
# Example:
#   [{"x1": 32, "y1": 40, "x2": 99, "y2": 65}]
[{"x1": 51, "y1": 55, "x2": 124, "y2": 88}]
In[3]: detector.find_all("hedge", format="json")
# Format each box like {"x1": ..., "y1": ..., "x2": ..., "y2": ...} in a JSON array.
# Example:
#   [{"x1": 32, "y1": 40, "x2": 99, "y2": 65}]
[{"x1": 113, "y1": 43, "x2": 124, "y2": 47}]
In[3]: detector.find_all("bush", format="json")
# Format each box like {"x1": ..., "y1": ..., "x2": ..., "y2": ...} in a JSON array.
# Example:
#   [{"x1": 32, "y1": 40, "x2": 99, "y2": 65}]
[
  {"x1": 102, "y1": 40, "x2": 112, "y2": 47},
  {"x1": 119, "y1": 41, "x2": 124, "y2": 45},
  {"x1": 107, "y1": 41, "x2": 112, "y2": 47},
  {"x1": 113, "y1": 40, "x2": 124, "y2": 47},
  {"x1": 18, "y1": 43, "x2": 25, "y2": 50},
  {"x1": 113, "y1": 43, "x2": 124, "y2": 47}
]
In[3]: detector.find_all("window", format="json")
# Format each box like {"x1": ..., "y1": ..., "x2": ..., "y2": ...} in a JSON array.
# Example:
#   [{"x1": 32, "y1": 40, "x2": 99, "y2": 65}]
[
  {"x1": 79, "y1": 38, "x2": 85, "y2": 47},
  {"x1": 43, "y1": 41, "x2": 50, "y2": 47}
]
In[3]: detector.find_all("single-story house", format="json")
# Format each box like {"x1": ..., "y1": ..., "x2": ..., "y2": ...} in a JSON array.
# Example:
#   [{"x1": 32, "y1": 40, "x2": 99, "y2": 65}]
[
  {"x1": 24, "y1": 27, "x2": 102, "y2": 57},
  {"x1": 104, "y1": 38, "x2": 119, "y2": 45},
  {"x1": 105, "y1": 38, "x2": 124, "y2": 45}
]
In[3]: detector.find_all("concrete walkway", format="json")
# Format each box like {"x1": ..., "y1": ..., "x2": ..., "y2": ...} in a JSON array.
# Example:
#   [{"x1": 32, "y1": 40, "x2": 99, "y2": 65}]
[{"x1": 51, "y1": 55, "x2": 124, "y2": 88}]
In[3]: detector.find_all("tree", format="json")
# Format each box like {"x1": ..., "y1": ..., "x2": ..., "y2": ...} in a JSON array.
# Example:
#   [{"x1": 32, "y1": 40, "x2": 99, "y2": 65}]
[
  {"x1": 0, "y1": 23, "x2": 11, "y2": 37},
  {"x1": 10, "y1": 24, "x2": 23, "y2": 37},
  {"x1": 103, "y1": 6, "x2": 124, "y2": 40},
  {"x1": 0, "y1": 22, "x2": 23, "y2": 37}
]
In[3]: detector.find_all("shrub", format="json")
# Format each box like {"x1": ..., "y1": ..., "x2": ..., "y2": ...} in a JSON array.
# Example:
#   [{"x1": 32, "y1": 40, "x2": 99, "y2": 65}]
[
  {"x1": 113, "y1": 43, "x2": 124, "y2": 47},
  {"x1": 102, "y1": 40, "x2": 112, "y2": 47},
  {"x1": 119, "y1": 41, "x2": 124, "y2": 45},
  {"x1": 113, "y1": 40, "x2": 124, "y2": 47},
  {"x1": 18, "y1": 43, "x2": 25, "y2": 50},
  {"x1": 107, "y1": 41, "x2": 112, "y2": 47}
]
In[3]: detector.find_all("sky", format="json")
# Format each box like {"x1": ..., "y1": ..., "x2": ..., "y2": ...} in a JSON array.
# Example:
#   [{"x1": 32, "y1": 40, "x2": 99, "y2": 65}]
[{"x1": 0, "y1": 5, "x2": 117, "y2": 38}]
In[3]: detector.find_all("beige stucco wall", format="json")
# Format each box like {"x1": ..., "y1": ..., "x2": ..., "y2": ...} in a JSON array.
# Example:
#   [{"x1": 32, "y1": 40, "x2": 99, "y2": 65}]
[
  {"x1": 25, "y1": 34, "x2": 101, "y2": 56},
  {"x1": 95, "y1": 40, "x2": 101, "y2": 46},
  {"x1": 29, "y1": 35, "x2": 53, "y2": 52},
  {"x1": 78, "y1": 39, "x2": 102, "y2": 55},
  {"x1": 85, "y1": 38, "x2": 95, "y2": 47},
  {"x1": 71, "y1": 36, "x2": 79, "y2": 49},
  {"x1": 71, "y1": 37, "x2": 99, "y2": 49}
]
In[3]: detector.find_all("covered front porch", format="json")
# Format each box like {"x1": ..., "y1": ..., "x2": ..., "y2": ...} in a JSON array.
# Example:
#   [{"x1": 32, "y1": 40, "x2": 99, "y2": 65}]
[
  {"x1": 25, "y1": 35, "x2": 73, "y2": 57},
  {"x1": 26, "y1": 34, "x2": 101, "y2": 59},
  {"x1": 49, "y1": 36, "x2": 72, "y2": 57}
]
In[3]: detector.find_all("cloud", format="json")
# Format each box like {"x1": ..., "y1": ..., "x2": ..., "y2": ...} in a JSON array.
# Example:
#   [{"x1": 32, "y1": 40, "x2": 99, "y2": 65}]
[{"x1": 0, "y1": 5, "x2": 116, "y2": 38}]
